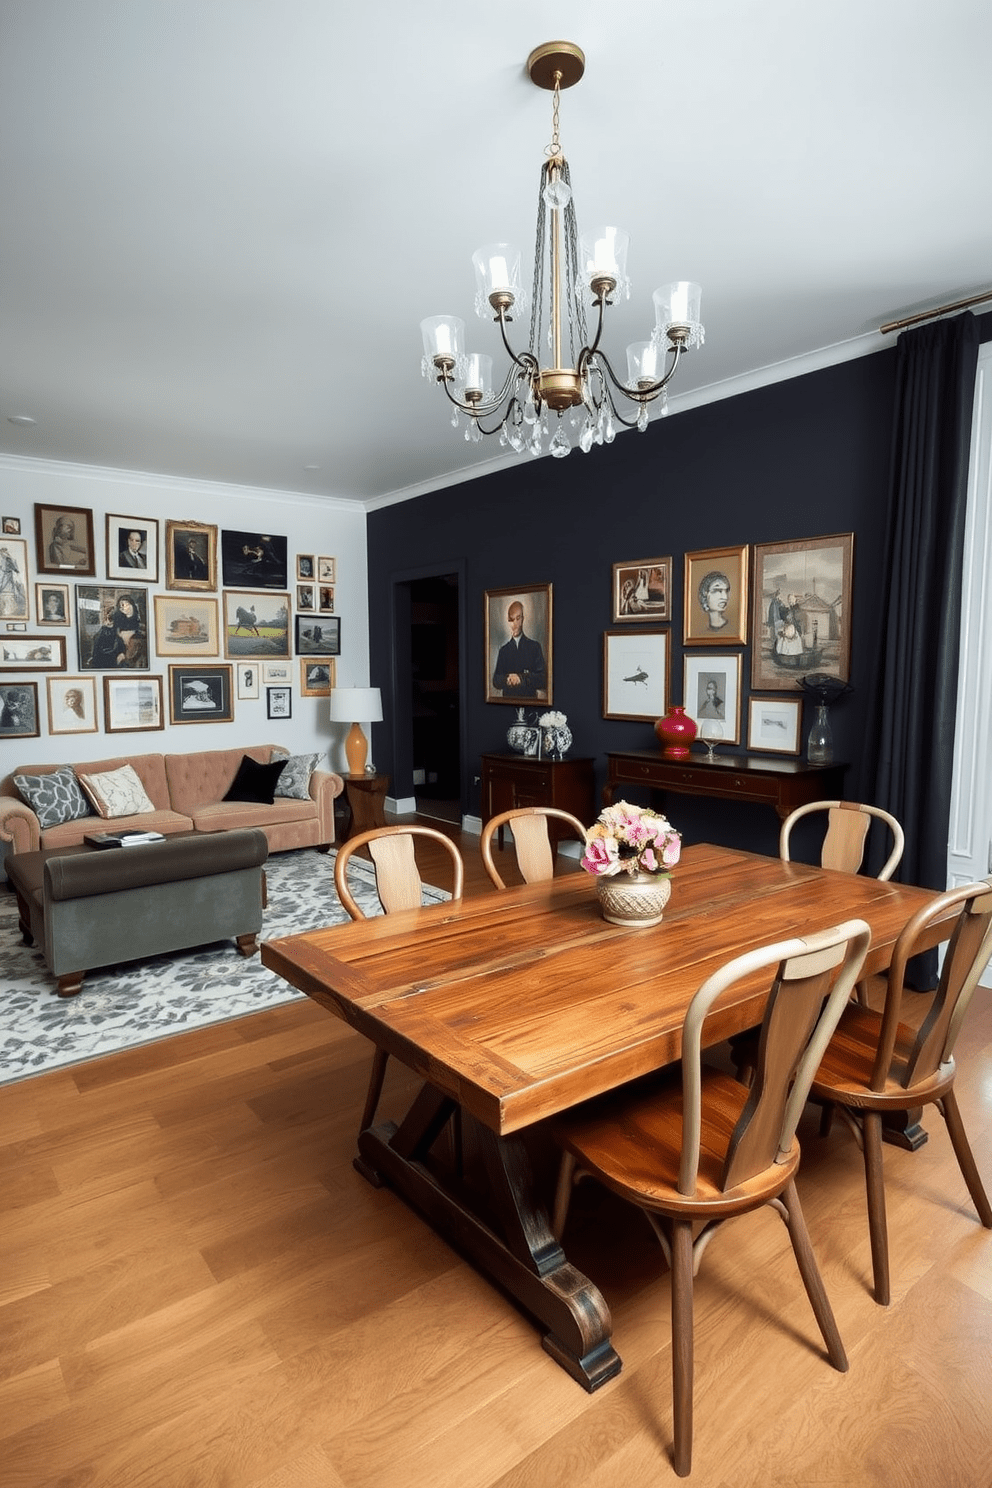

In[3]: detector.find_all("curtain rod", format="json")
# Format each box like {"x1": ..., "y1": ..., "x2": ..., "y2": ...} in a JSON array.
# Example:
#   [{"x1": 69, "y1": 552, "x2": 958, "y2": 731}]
[{"x1": 880, "y1": 289, "x2": 992, "y2": 335}]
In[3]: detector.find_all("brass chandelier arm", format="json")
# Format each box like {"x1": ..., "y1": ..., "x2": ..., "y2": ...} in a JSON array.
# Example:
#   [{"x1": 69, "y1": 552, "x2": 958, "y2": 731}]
[
  {"x1": 494, "y1": 307, "x2": 541, "y2": 376},
  {"x1": 593, "y1": 338, "x2": 686, "y2": 404},
  {"x1": 434, "y1": 358, "x2": 533, "y2": 421}
]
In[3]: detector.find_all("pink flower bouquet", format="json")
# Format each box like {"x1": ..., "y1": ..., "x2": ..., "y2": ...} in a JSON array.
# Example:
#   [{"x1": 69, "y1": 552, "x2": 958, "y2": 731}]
[{"x1": 581, "y1": 800, "x2": 681, "y2": 878}]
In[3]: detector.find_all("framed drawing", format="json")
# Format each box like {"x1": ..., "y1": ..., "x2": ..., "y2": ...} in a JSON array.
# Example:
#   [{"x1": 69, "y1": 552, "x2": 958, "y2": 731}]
[
  {"x1": 106, "y1": 513, "x2": 159, "y2": 583},
  {"x1": 74, "y1": 584, "x2": 149, "y2": 669},
  {"x1": 317, "y1": 556, "x2": 336, "y2": 584},
  {"x1": 2, "y1": 516, "x2": 21, "y2": 534},
  {"x1": 300, "y1": 658, "x2": 335, "y2": 696},
  {"x1": 684, "y1": 545, "x2": 748, "y2": 645},
  {"x1": 153, "y1": 595, "x2": 219, "y2": 656},
  {"x1": 165, "y1": 520, "x2": 217, "y2": 591},
  {"x1": 0, "y1": 634, "x2": 66, "y2": 671},
  {"x1": 222, "y1": 589, "x2": 290, "y2": 660},
  {"x1": 168, "y1": 663, "x2": 234, "y2": 723},
  {"x1": 262, "y1": 661, "x2": 292, "y2": 684},
  {"x1": 297, "y1": 554, "x2": 315, "y2": 580},
  {"x1": 318, "y1": 585, "x2": 335, "y2": 613},
  {"x1": 750, "y1": 533, "x2": 854, "y2": 691},
  {"x1": 683, "y1": 653, "x2": 742, "y2": 746},
  {"x1": 47, "y1": 675, "x2": 99, "y2": 734},
  {"x1": 0, "y1": 680, "x2": 40, "y2": 737},
  {"x1": 221, "y1": 529, "x2": 288, "y2": 589},
  {"x1": 0, "y1": 537, "x2": 30, "y2": 620},
  {"x1": 34, "y1": 503, "x2": 95, "y2": 576},
  {"x1": 104, "y1": 674, "x2": 165, "y2": 733},
  {"x1": 266, "y1": 685, "x2": 292, "y2": 720},
  {"x1": 612, "y1": 556, "x2": 671, "y2": 622},
  {"x1": 236, "y1": 662, "x2": 260, "y2": 699},
  {"x1": 36, "y1": 582, "x2": 70, "y2": 625},
  {"x1": 297, "y1": 584, "x2": 315, "y2": 611},
  {"x1": 602, "y1": 628, "x2": 669, "y2": 721},
  {"x1": 484, "y1": 584, "x2": 552, "y2": 706},
  {"x1": 748, "y1": 695, "x2": 802, "y2": 755},
  {"x1": 295, "y1": 614, "x2": 340, "y2": 656}
]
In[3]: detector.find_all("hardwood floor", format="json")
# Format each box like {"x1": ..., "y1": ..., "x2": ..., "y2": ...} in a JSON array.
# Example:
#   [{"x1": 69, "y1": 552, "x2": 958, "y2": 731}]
[{"x1": 2, "y1": 817, "x2": 991, "y2": 1487}]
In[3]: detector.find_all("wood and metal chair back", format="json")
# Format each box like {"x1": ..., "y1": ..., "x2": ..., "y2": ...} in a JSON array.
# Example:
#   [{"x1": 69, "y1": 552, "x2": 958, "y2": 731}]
[
  {"x1": 480, "y1": 806, "x2": 588, "y2": 891},
  {"x1": 780, "y1": 799, "x2": 905, "y2": 882},
  {"x1": 334, "y1": 826, "x2": 465, "y2": 1135},
  {"x1": 810, "y1": 876, "x2": 992, "y2": 1305},
  {"x1": 552, "y1": 918, "x2": 871, "y2": 1477}
]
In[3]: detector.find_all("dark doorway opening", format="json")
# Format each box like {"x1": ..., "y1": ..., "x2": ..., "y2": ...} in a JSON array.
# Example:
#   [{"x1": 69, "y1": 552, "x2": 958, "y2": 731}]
[{"x1": 408, "y1": 573, "x2": 461, "y2": 822}]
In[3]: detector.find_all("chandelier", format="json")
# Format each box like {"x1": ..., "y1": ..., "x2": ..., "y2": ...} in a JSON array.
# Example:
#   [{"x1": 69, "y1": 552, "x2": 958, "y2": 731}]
[{"x1": 420, "y1": 41, "x2": 704, "y2": 460}]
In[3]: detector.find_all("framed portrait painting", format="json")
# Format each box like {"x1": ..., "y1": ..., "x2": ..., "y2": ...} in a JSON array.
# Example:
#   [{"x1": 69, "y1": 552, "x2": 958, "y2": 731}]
[
  {"x1": 602, "y1": 628, "x2": 669, "y2": 721},
  {"x1": 297, "y1": 554, "x2": 315, "y2": 581},
  {"x1": 104, "y1": 674, "x2": 165, "y2": 733},
  {"x1": 47, "y1": 675, "x2": 98, "y2": 734},
  {"x1": 74, "y1": 584, "x2": 149, "y2": 670},
  {"x1": 0, "y1": 537, "x2": 30, "y2": 621},
  {"x1": 750, "y1": 533, "x2": 854, "y2": 691},
  {"x1": 165, "y1": 520, "x2": 217, "y2": 591},
  {"x1": 294, "y1": 614, "x2": 340, "y2": 656},
  {"x1": 612, "y1": 556, "x2": 671, "y2": 622},
  {"x1": 222, "y1": 590, "x2": 290, "y2": 660},
  {"x1": 0, "y1": 634, "x2": 66, "y2": 671},
  {"x1": 484, "y1": 584, "x2": 552, "y2": 706},
  {"x1": 221, "y1": 529, "x2": 288, "y2": 589},
  {"x1": 747, "y1": 695, "x2": 802, "y2": 755},
  {"x1": 36, "y1": 582, "x2": 70, "y2": 626},
  {"x1": 168, "y1": 663, "x2": 234, "y2": 723},
  {"x1": 153, "y1": 595, "x2": 219, "y2": 656},
  {"x1": 106, "y1": 513, "x2": 159, "y2": 583},
  {"x1": 683, "y1": 653, "x2": 742, "y2": 746},
  {"x1": 34, "y1": 503, "x2": 95, "y2": 576},
  {"x1": 684, "y1": 545, "x2": 748, "y2": 645},
  {"x1": 300, "y1": 658, "x2": 334, "y2": 696},
  {"x1": 0, "y1": 680, "x2": 40, "y2": 738}
]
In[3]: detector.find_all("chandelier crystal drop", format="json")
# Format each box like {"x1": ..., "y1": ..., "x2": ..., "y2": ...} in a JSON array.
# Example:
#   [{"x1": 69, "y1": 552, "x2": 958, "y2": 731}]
[{"x1": 419, "y1": 41, "x2": 703, "y2": 459}]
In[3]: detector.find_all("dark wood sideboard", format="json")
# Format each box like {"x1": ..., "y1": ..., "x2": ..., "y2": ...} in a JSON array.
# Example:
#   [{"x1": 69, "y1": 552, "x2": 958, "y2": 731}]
[
  {"x1": 604, "y1": 750, "x2": 848, "y2": 822},
  {"x1": 480, "y1": 753, "x2": 597, "y2": 838}
]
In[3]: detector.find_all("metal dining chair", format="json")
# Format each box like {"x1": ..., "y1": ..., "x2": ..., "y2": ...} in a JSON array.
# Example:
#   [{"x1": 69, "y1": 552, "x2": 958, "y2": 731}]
[
  {"x1": 479, "y1": 806, "x2": 588, "y2": 890},
  {"x1": 334, "y1": 825, "x2": 464, "y2": 1134},
  {"x1": 810, "y1": 876, "x2": 992, "y2": 1305},
  {"x1": 552, "y1": 919, "x2": 872, "y2": 1477}
]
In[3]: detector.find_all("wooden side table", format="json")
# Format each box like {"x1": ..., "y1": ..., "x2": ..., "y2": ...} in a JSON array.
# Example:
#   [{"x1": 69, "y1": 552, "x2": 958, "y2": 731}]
[{"x1": 341, "y1": 772, "x2": 390, "y2": 840}]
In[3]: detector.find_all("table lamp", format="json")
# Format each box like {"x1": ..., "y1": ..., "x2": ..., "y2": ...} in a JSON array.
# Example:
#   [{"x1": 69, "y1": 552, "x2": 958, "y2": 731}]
[{"x1": 329, "y1": 687, "x2": 383, "y2": 775}]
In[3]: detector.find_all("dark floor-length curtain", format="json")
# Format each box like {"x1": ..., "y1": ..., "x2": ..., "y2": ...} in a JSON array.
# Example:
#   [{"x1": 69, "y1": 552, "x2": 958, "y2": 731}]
[{"x1": 866, "y1": 311, "x2": 979, "y2": 987}]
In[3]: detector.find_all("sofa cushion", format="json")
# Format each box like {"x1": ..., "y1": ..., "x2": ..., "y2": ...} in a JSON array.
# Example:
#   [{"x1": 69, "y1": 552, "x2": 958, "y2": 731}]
[
  {"x1": 77, "y1": 763, "x2": 157, "y2": 819},
  {"x1": 223, "y1": 755, "x2": 286, "y2": 805},
  {"x1": 273, "y1": 751, "x2": 321, "y2": 800},
  {"x1": 164, "y1": 745, "x2": 280, "y2": 816},
  {"x1": 13, "y1": 766, "x2": 93, "y2": 829},
  {"x1": 191, "y1": 798, "x2": 318, "y2": 834}
]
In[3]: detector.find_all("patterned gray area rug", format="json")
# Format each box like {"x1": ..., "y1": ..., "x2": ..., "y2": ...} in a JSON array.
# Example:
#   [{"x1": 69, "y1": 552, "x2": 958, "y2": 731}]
[{"x1": 0, "y1": 848, "x2": 446, "y2": 1086}]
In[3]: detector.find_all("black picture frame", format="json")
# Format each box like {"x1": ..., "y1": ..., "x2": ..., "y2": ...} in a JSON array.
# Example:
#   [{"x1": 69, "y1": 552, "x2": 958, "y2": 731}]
[
  {"x1": 266, "y1": 685, "x2": 292, "y2": 720},
  {"x1": 294, "y1": 614, "x2": 340, "y2": 656},
  {"x1": 221, "y1": 529, "x2": 288, "y2": 589},
  {"x1": 168, "y1": 663, "x2": 234, "y2": 723}
]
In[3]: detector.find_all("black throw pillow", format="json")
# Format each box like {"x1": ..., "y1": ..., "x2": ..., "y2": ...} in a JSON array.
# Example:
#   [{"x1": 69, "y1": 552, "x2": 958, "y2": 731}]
[{"x1": 223, "y1": 754, "x2": 286, "y2": 805}]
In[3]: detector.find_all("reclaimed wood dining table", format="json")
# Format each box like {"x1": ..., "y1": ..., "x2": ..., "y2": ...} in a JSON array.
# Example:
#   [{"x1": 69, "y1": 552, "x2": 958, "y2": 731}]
[{"x1": 260, "y1": 842, "x2": 950, "y2": 1391}]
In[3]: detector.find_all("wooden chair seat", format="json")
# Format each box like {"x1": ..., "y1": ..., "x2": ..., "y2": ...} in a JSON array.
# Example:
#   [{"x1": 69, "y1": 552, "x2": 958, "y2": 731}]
[{"x1": 812, "y1": 1005, "x2": 948, "y2": 1106}]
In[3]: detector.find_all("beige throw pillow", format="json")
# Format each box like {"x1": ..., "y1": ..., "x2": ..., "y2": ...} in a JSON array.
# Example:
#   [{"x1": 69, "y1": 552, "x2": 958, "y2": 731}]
[{"x1": 77, "y1": 763, "x2": 156, "y2": 819}]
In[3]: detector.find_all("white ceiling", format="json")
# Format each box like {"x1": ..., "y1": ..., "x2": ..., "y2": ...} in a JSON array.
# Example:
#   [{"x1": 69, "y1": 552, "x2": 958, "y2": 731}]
[{"x1": 2, "y1": 1, "x2": 990, "y2": 508}]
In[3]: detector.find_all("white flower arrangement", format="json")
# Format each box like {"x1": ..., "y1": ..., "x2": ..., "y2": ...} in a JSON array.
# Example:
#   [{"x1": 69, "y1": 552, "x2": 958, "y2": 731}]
[{"x1": 538, "y1": 710, "x2": 567, "y2": 728}]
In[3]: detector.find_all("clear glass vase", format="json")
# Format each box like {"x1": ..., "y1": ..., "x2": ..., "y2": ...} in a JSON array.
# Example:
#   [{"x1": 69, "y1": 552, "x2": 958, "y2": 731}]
[{"x1": 807, "y1": 703, "x2": 833, "y2": 764}]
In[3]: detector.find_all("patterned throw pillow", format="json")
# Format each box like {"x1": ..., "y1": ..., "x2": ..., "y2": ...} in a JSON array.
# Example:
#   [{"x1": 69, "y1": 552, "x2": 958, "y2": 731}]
[
  {"x1": 13, "y1": 767, "x2": 93, "y2": 829},
  {"x1": 273, "y1": 752, "x2": 320, "y2": 800},
  {"x1": 77, "y1": 763, "x2": 156, "y2": 819}
]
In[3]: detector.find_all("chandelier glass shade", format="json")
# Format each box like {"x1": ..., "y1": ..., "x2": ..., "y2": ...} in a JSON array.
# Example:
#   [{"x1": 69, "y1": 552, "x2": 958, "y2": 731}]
[{"x1": 420, "y1": 42, "x2": 704, "y2": 460}]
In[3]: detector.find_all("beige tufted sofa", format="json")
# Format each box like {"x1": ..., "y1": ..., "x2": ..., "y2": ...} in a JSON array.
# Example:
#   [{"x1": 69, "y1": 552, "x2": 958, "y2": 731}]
[{"x1": 0, "y1": 744, "x2": 343, "y2": 870}]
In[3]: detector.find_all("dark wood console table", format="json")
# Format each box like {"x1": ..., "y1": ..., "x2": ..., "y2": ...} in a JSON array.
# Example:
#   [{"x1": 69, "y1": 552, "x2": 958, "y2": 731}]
[{"x1": 604, "y1": 750, "x2": 848, "y2": 822}]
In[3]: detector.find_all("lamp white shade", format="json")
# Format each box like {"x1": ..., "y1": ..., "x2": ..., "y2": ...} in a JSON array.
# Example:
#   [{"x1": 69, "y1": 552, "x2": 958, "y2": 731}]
[{"x1": 329, "y1": 687, "x2": 383, "y2": 775}]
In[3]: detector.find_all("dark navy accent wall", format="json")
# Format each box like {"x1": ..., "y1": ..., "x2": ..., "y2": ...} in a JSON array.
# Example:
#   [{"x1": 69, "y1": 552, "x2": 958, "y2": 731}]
[{"x1": 368, "y1": 348, "x2": 899, "y2": 857}]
